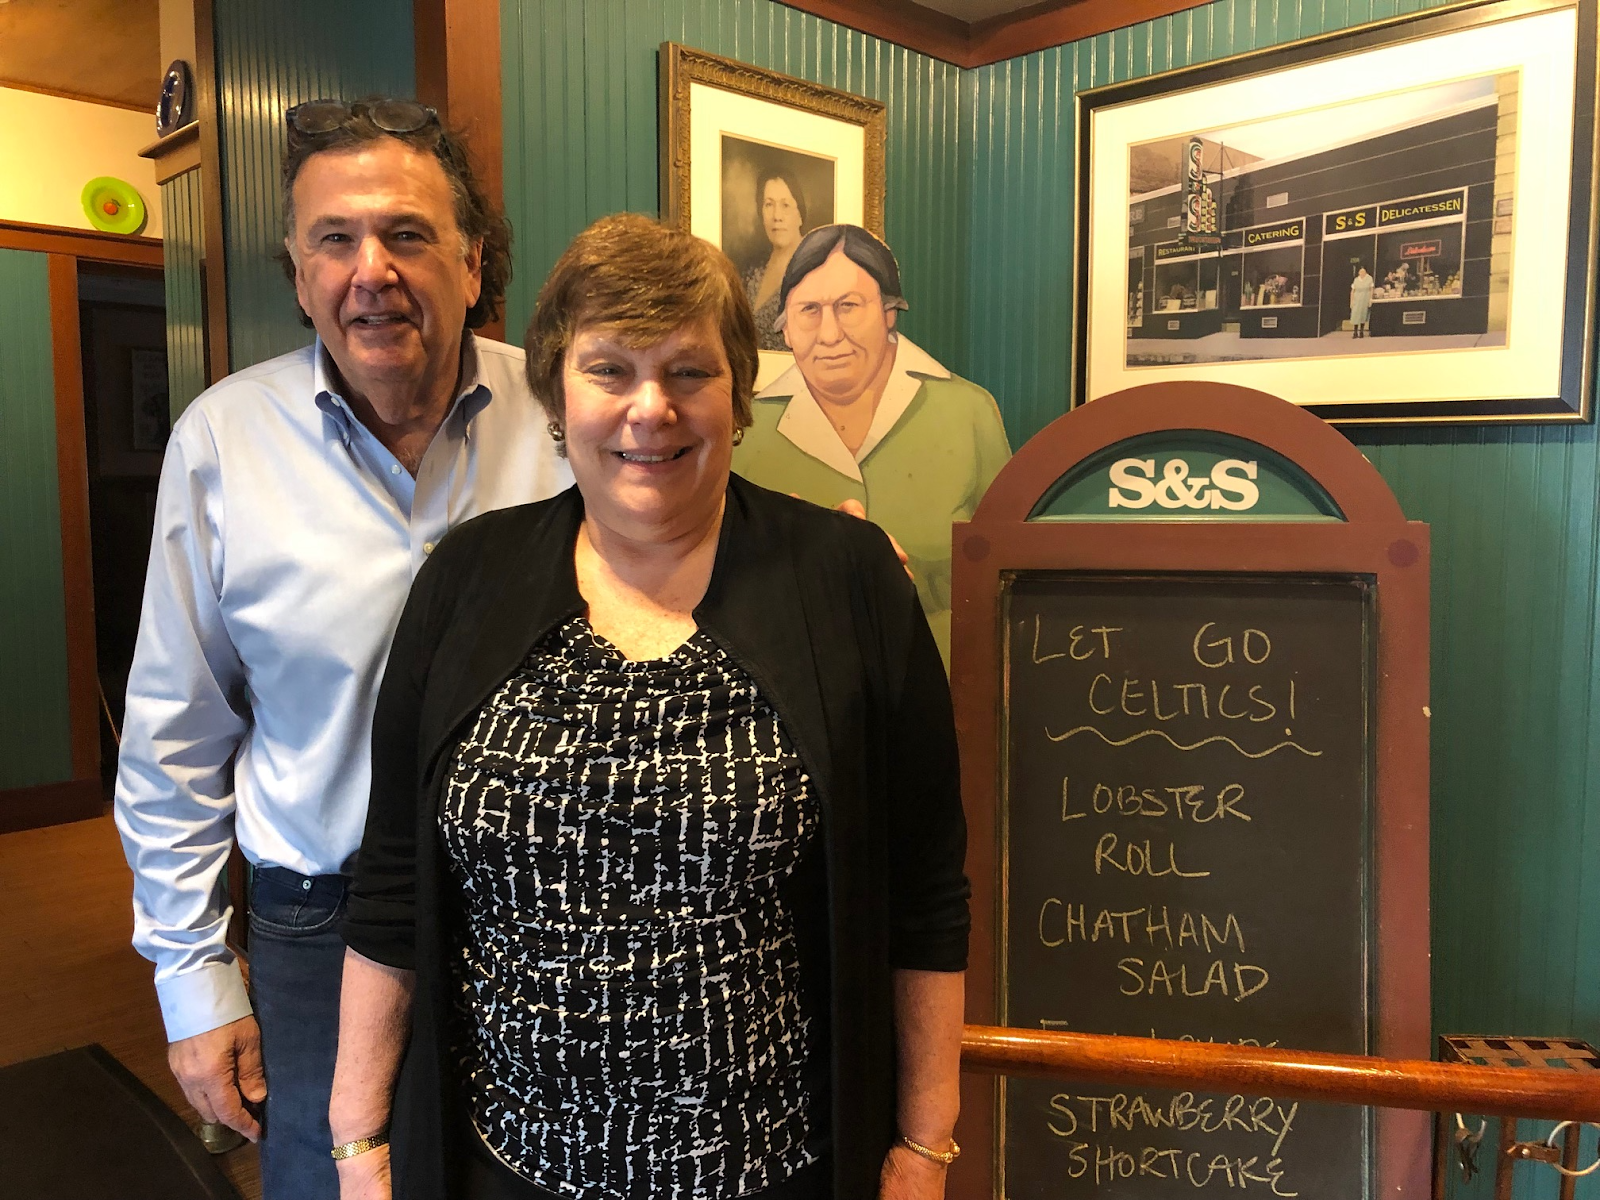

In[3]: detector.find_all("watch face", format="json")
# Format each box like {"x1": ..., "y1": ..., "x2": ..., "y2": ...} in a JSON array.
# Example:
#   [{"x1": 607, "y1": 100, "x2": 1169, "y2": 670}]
[{"x1": 156, "y1": 59, "x2": 192, "y2": 137}]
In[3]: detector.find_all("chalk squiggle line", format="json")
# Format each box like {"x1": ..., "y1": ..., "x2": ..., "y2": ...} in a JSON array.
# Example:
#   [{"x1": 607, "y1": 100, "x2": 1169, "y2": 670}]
[{"x1": 1044, "y1": 724, "x2": 1324, "y2": 759}]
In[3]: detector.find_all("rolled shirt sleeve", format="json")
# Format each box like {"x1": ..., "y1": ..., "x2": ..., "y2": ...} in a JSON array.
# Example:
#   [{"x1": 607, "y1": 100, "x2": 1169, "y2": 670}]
[{"x1": 114, "y1": 418, "x2": 253, "y2": 1042}]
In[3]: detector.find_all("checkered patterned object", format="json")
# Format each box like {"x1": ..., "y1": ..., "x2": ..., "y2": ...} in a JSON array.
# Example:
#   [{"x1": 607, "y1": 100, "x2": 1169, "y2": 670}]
[{"x1": 1442, "y1": 1036, "x2": 1599, "y2": 1072}]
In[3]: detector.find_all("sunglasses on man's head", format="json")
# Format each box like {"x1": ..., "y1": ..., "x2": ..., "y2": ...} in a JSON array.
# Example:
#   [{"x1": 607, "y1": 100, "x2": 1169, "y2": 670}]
[{"x1": 285, "y1": 99, "x2": 439, "y2": 139}]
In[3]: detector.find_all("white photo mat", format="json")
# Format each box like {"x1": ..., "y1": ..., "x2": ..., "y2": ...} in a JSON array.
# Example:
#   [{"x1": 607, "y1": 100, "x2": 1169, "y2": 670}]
[
  {"x1": 1083, "y1": 6, "x2": 1581, "y2": 410},
  {"x1": 687, "y1": 81, "x2": 868, "y2": 389}
]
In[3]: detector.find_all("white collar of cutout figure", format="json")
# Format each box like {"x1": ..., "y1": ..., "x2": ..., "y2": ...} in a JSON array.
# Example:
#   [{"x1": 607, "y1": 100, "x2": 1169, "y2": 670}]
[{"x1": 762, "y1": 334, "x2": 951, "y2": 482}]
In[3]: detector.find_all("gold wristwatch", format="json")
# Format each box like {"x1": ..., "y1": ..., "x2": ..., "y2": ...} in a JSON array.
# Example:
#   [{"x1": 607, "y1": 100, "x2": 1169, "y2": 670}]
[{"x1": 331, "y1": 1129, "x2": 390, "y2": 1161}]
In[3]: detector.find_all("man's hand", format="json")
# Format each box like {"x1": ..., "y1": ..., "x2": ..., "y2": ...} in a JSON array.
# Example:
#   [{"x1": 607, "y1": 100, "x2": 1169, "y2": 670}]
[
  {"x1": 167, "y1": 1015, "x2": 266, "y2": 1142},
  {"x1": 879, "y1": 1143, "x2": 949, "y2": 1199},
  {"x1": 336, "y1": 1144, "x2": 393, "y2": 1200},
  {"x1": 832, "y1": 498, "x2": 913, "y2": 581}
]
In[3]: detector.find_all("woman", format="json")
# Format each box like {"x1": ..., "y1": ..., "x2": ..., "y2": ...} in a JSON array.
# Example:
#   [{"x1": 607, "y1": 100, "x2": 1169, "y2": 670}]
[
  {"x1": 745, "y1": 168, "x2": 807, "y2": 350},
  {"x1": 330, "y1": 213, "x2": 970, "y2": 1200},
  {"x1": 1349, "y1": 266, "x2": 1374, "y2": 338}
]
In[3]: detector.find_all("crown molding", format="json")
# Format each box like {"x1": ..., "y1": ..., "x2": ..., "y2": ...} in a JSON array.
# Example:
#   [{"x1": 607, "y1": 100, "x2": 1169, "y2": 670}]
[{"x1": 776, "y1": 0, "x2": 1212, "y2": 67}]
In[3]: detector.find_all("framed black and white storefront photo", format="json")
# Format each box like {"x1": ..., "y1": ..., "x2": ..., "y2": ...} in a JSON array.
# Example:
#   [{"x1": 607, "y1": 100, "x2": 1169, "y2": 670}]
[{"x1": 1075, "y1": 0, "x2": 1600, "y2": 424}]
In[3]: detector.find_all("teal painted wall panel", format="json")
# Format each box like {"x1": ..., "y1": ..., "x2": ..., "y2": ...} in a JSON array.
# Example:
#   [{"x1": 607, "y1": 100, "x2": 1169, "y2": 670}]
[
  {"x1": 970, "y1": 5, "x2": 1599, "y2": 1194},
  {"x1": 212, "y1": 0, "x2": 415, "y2": 371},
  {"x1": 0, "y1": 249, "x2": 73, "y2": 790},
  {"x1": 501, "y1": 8, "x2": 1598, "y2": 1185},
  {"x1": 501, "y1": 0, "x2": 969, "y2": 372},
  {"x1": 160, "y1": 169, "x2": 208, "y2": 418}
]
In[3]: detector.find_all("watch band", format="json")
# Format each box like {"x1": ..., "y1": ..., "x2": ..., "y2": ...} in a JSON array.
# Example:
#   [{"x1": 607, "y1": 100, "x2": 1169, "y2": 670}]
[
  {"x1": 331, "y1": 1129, "x2": 390, "y2": 1161},
  {"x1": 899, "y1": 1133, "x2": 961, "y2": 1165}
]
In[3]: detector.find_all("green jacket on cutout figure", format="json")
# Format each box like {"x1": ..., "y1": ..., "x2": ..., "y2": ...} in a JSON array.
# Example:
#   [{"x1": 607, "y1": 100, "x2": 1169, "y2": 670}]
[{"x1": 734, "y1": 298, "x2": 1012, "y2": 669}]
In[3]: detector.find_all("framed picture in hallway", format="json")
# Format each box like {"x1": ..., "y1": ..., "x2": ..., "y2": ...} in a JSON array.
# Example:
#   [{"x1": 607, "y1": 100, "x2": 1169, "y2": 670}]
[
  {"x1": 659, "y1": 43, "x2": 886, "y2": 386},
  {"x1": 1074, "y1": 0, "x2": 1599, "y2": 424}
]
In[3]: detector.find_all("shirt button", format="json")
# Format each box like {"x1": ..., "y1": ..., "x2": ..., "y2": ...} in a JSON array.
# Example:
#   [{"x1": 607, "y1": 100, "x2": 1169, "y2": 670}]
[
  {"x1": 423, "y1": 542, "x2": 435, "y2": 554},
  {"x1": 390, "y1": 463, "x2": 401, "y2": 475}
]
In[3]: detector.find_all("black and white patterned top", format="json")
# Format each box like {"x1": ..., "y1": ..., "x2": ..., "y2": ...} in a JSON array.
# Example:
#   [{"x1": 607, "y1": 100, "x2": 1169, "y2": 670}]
[{"x1": 440, "y1": 616, "x2": 823, "y2": 1199}]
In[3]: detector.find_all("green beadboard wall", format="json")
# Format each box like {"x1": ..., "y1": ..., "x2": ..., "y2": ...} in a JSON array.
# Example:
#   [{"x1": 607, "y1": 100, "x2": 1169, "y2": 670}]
[
  {"x1": 501, "y1": 0, "x2": 969, "y2": 363},
  {"x1": 212, "y1": 0, "x2": 415, "y2": 372},
  {"x1": 501, "y1": 4, "x2": 1599, "y2": 1186},
  {"x1": 0, "y1": 249, "x2": 73, "y2": 790},
  {"x1": 160, "y1": 170, "x2": 208, "y2": 418},
  {"x1": 967, "y1": 0, "x2": 1600, "y2": 1093}
]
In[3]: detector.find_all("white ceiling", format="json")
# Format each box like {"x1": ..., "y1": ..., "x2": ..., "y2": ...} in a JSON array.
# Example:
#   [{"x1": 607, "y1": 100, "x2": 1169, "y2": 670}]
[{"x1": 914, "y1": 0, "x2": 1047, "y2": 21}]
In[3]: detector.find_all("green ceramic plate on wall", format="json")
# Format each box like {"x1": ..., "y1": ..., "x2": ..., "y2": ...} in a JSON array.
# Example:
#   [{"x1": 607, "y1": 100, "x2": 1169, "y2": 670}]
[{"x1": 81, "y1": 177, "x2": 148, "y2": 235}]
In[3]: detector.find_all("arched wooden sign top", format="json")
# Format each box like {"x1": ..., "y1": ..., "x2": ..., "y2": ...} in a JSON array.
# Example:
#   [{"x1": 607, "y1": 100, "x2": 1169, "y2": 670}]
[
  {"x1": 949, "y1": 382, "x2": 1431, "y2": 1200},
  {"x1": 972, "y1": 381, "x2": 1405, "y2": 526}
]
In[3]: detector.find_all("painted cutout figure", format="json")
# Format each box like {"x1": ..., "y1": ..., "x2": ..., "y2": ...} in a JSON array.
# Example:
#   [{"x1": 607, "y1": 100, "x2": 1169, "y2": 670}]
[
  {"x1": 733, "y1": 224, "x2": 1012, "y2": 667},
  {"x1": 1349, "y1": 266, "x2": 1374, "y2": 338}
]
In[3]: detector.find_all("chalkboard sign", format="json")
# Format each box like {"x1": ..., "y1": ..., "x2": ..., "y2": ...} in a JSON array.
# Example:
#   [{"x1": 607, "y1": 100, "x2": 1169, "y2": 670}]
[
  {"x1": 949, "y1": 383, "x2": 1432, "y2": 1200},
  {"x1": 1000, "y1": 574, "x2": 1372, "y2": 1199}
]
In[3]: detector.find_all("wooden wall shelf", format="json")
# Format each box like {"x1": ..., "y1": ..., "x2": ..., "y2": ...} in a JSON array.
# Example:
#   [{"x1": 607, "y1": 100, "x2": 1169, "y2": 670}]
[{"x1": 137, "y1": 121, "x2": 201, "y2": 184}]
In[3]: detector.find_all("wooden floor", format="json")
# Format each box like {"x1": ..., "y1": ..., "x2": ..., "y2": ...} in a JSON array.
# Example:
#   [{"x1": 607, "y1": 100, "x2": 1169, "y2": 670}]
[{"x1": 0, "y1": 812, "x2": 261, "y2": 1200}]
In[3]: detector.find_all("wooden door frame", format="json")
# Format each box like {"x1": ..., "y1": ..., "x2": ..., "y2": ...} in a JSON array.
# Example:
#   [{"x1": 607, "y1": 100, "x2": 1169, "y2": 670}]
[{"x1": 0, "y1": 220, "x2": 163, "y2": 833}]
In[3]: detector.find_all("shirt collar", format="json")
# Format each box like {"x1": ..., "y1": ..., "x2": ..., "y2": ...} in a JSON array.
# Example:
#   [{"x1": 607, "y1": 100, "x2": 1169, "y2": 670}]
[
  {"x1": 757, "y1": 334, "x2": 951, "y2": 482},
  {"x1": 312, "y1": 331, "x2": 493, "y2": 442}
]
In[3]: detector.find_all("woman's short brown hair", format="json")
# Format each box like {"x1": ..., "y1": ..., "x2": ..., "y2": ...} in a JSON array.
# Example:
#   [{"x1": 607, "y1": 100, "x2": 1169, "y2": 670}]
[{"x1": 525, "y1": 213, "x2": 758, "y2": 429}]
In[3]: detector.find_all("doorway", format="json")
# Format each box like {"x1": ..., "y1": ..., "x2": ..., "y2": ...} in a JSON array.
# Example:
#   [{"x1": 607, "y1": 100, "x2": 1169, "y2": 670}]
[
  {"x1": 77, "y1": 262, "x2": 168, "y2": 799},
  {"x1": 1320, "y1": 235, "x2": 1376, "y2": 336}
]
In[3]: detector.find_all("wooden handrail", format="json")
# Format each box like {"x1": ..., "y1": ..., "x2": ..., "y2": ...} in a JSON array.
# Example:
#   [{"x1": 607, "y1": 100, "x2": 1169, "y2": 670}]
[{"x1": 961, "y1": 1027, "x2": 1600, "y2": 1122}]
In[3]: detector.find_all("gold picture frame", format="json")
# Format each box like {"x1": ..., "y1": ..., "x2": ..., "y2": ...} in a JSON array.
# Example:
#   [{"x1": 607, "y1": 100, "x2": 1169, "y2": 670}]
[
  {"x1": 659, "y1": 43, "x2": 886, "y2": 235},
  {"x1": 659, "y1": 43, "x2": 887, "y2": 382}
]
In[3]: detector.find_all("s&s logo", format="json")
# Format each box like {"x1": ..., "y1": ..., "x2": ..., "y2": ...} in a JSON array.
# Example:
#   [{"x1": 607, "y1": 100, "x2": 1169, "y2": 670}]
[{"x1": 1107, "y1": 458, "x2": 1260, "y2": 511}]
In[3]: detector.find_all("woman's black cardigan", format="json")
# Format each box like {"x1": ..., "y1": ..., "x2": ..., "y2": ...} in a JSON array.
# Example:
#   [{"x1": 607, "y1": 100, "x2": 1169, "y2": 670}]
[{"x1": 343, "y1": 474, "x2": 970, "y2": 1200}]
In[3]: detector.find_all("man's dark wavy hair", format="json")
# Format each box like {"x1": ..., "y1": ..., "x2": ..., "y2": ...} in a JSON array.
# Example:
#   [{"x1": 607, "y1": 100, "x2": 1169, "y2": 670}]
[{"x1": 277, "y1": 97, "x2": 511, "y2": 329}]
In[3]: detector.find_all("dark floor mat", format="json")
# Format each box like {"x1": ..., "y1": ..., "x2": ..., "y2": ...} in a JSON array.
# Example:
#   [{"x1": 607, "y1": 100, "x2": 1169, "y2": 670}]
[{"x1": 0, "y1": 1043, "x2": 241, "y2": 1199}]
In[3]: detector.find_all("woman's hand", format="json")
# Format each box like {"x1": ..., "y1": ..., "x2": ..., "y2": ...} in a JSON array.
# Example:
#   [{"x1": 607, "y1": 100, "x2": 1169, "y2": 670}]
[
  {"x1": 335, "y1": 1143, "x2": 392, "y2": 1200},
  {"x1": 879, "y1": 1143, "x2": 949, "y2": 1199}
]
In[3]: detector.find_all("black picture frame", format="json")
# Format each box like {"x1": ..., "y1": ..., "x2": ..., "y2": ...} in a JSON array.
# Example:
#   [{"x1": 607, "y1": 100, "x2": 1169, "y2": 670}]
[{"x1": 1073, "y1": 0, "x2": 1599, "y2": 425}]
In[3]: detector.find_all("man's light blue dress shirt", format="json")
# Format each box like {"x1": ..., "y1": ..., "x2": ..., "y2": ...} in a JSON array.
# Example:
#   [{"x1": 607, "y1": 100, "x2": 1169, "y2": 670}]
[{"x1": 114, "y1": 334, "x2": 572, "y2": 1041}]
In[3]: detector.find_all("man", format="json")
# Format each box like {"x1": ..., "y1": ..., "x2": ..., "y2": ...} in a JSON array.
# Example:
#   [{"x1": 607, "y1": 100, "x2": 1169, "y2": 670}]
[
  {"x1": 114, "y1": 98, "x2": 570, "y2": 1198},
  {"x1": 732, "y1": 224, "x2": 1012, "y2": 667}
]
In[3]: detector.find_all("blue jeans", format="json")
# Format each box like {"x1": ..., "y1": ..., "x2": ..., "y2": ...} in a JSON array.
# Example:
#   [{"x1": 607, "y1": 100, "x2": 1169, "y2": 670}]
[{"x1": 248, "y1": 867, "x2": 349, "y2": 1200}]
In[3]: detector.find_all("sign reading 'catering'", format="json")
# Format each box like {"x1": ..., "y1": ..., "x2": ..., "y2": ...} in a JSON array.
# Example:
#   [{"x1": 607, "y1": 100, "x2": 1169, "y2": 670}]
[{"x1": 1222, "y1": 218, "x2": 1305, "y2": 251}]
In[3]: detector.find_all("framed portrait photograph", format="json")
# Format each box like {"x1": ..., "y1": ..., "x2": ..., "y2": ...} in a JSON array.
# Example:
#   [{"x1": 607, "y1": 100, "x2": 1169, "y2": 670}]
[
  {"x1": 659, "y1": 43, "x2": 886, "y2": 386},
  {"x1": 1075, "y1": 0, "x2": 1600, "y2": 424}
]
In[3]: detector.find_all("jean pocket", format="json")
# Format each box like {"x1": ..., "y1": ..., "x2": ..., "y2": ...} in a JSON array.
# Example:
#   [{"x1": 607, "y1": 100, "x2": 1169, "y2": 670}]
[{"x1": 249, "y1": 874, "x2": 347, "y2": 936}]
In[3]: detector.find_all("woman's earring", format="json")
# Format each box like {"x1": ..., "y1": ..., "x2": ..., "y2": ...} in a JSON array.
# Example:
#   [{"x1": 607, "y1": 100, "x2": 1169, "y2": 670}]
[
  {"x1": 547, "y1": 421, "x2": 565, "y2": 444},
  {"x1": 732, "y1": 427, "x2": 745, "y2": 446}
]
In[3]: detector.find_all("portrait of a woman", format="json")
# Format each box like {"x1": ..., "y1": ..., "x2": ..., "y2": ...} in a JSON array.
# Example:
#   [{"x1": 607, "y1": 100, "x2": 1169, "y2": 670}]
[
  {"x1": 330, "y1": 213, "x2": 970, "y2": 1200},
  {"x1": 745, "y1": 167, "x2": 808, "y2": 350}
]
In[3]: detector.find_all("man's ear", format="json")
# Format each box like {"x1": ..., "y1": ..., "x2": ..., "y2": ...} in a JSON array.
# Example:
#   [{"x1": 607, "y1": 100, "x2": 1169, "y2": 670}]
[
  {"x1": 286, "y1": 236, "x2": 308, "y2": 305},
  {"x1": 886, "y1": 307, "x2": 898, "y2": 331},
  {"x1": 465, "y1": 238, "x2": 484, "y2": 307},
  {"x1": 781, "y1": 322, "x2": 794, "y2": 352}
]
